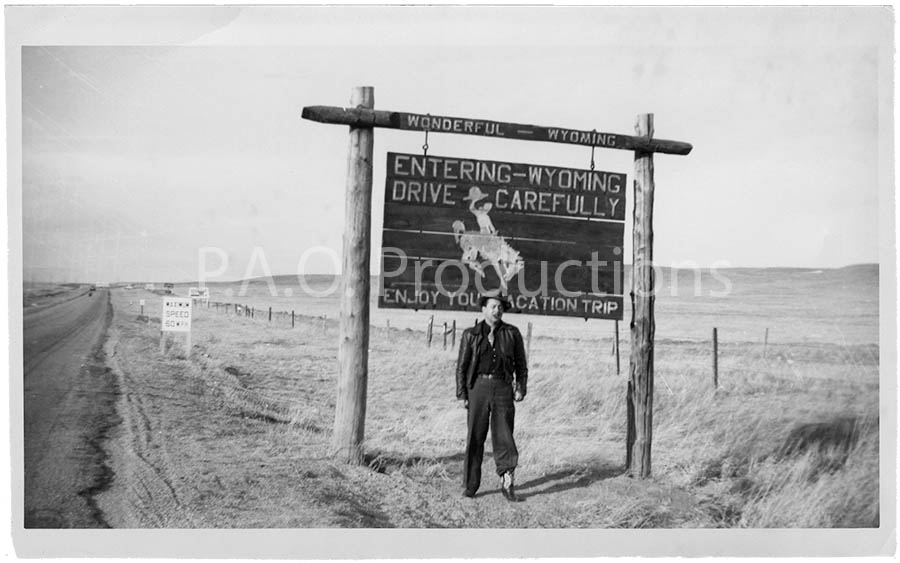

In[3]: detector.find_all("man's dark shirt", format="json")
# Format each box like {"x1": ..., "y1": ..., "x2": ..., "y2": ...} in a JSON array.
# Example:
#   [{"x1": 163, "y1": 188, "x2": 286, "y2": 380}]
[{"x1": 475, "y1": 321, "x2": 502, "y2": 375}]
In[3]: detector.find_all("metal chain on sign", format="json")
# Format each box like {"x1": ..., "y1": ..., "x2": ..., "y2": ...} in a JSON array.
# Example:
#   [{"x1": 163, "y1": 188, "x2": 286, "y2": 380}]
[
  {"x1": 422, "y1": 114, "x2": 430, "y2": 156},
  {"x1": 590, "y1": 129, "x2": 597, "y2": 171}
]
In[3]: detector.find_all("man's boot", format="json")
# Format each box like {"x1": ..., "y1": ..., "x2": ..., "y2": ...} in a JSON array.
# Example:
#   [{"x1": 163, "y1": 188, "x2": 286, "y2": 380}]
[{"x1": 500, "y1": 470, "x2": 517, "y2": 502}]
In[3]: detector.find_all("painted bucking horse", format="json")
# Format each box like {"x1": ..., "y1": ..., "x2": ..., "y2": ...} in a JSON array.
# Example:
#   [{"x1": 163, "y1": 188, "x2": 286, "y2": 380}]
[{"x1": 452, "y1": 220, "x2": 525, "y2": 291}]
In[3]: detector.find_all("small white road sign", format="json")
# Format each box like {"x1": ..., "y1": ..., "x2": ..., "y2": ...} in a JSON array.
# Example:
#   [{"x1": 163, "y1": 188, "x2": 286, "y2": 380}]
[
  {"x1": 188, "y1": 287, "x2": 210, "y2": 300},
  {"x1": 162, "y1": 297, "x2": 192, "y2": 332}
]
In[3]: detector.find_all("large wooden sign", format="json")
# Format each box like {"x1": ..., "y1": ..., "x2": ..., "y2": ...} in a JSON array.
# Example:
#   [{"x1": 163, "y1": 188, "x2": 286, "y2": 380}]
[
  {"x1": 304, "y1": 91, "x2": 691, "y2": 473},
  {"x1": 379, "y1": 152, "x2": 625, "y2": 319}
]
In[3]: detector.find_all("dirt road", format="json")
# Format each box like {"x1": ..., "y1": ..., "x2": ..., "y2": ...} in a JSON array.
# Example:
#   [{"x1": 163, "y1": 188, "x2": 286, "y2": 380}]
[{"x1": 24, "y1": 288, "x2": 116, "y2": 527}]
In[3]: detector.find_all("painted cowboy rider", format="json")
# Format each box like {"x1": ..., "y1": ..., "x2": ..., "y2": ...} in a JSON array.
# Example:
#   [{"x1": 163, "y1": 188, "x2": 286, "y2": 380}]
[
  {"x1": 456, "y1": 294, "x2": 528, "y2": 501},
  {"x1": 462, "y1": 186, "x2": 498, "y2": 235}
]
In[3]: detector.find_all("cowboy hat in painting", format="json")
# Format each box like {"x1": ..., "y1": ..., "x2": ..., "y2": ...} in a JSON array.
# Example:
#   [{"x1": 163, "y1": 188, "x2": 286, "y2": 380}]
[{"x1": 462, "y1": 186, "x2": 490, "y2": 204}]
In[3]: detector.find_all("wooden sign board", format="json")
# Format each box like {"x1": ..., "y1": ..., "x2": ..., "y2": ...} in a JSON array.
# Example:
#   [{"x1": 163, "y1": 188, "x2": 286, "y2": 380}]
[
  {"x1": 391, "y1": 112, "x2": 627, "y2": 149},
  {"x1": 379, "y1": 152, "x2": 625, "y2": 320},
  {"x1": 162, "y1": 297, "x2": 192, "y2": 332},
  {"x1": 392, "y1": 112, "x2": 628, "y2": 150},
  {"x1": 302, "y1": 105, "x2": 693, "y2": 155}
]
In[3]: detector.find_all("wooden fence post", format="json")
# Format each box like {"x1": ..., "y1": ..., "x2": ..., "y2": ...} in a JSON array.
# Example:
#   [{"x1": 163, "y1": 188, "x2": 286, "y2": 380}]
[
  {"x1": 763, "y1": 327, "x2": 769, "y2": 359},
  {"x1": 426, "y1": 315, "x2": 434, "y2": 348},
  {"x1": 269, "y1": 306, "x2": 272, "y2": 322},
  {"x1": 615, "y1": 320, "x2": 621, "y2": 376},
  {"x1": 526, "y1": 322, "x2": 533, "y2": 358},
  {"x1": 451, "y1": 319, "x2": 456, "y2": 348},
  {"x1": 332, "y1": 85, "x2": 374, "y2": 465},
  {"x1": 386, "y1": 319, "x2": 391, "y2": 331},
  {"x1": 713, "y1": 327, "x2": 719, "y2": 389},
  {"x1": 442, "y1": 321, "x2": 448, "y2": 350},
  {"x1": 292, "y1": 310, "x2": 295, "y2": 328},
  {"x1": 626, "y1": 113, "x2": 656, "y2": 479}
]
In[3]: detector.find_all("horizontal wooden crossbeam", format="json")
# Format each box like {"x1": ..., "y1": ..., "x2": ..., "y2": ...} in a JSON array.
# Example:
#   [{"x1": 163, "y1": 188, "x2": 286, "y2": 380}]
[{"x1": 302, "y1": 105, "x2": 692, "y2": 156}]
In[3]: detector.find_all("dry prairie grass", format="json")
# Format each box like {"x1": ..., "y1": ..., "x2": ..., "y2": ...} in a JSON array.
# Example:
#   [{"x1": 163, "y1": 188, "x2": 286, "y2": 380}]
[{"x1": 102, "y1": 269, "x2": 880, "y2": 528}]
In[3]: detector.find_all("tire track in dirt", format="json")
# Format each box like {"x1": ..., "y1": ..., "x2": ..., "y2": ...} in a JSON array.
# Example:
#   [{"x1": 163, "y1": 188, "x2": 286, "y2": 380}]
[
  {"x1": 100, "y1": 326, "x2": 193, "y2": 527},
  {"x1": 94, "y1": 292, "x2": 384, "y2": 527}
]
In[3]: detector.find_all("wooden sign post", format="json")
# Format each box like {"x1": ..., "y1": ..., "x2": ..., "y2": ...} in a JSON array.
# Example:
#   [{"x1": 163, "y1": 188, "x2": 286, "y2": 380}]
[
  {"x1": 626, "y1": 114, "x2": 656, "y2": 478},
  {"x1": 303, "y1": 92, "x2": 690, "y2": 474},
  {"x1": 332, "y1": 86, "x2": 375, "y2": 465}
]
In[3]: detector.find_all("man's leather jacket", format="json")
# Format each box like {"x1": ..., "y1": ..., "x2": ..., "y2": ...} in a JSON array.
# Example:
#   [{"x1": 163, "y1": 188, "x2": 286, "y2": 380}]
[{"x1": 456, "y1": 320, "x2": 528, "y2": 401}]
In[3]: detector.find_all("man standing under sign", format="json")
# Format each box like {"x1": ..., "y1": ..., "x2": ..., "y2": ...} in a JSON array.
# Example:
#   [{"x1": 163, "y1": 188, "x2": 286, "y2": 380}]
[{"x1": 456, "y1": 294, "x2": 528, "y2": 501}]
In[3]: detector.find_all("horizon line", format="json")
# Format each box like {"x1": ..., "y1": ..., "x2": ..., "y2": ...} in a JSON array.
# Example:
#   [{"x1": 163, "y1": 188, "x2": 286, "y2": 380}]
[{"x1": 28, "y1": 262, "x2": 879, "y2": 285}]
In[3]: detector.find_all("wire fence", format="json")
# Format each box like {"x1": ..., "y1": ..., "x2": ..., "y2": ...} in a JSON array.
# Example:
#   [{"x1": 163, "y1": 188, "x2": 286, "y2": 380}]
[{"x1": 127, "y1": 292, "x2": 879, "y2": 393}]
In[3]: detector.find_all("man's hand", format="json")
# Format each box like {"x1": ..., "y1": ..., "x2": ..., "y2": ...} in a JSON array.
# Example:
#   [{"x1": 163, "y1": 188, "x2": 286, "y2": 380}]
[
  {"x1": 514, "y1": 390, "x2": 524, "y2": 402},
  {"x1": 459, "y1": 399, "x2": 469, "y2": 409}
]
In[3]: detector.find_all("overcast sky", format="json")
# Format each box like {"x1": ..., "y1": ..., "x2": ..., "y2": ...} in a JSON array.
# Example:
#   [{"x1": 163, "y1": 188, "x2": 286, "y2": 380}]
[{"x1": 11, "y1": 6, "x2": 891, "y2": 282}]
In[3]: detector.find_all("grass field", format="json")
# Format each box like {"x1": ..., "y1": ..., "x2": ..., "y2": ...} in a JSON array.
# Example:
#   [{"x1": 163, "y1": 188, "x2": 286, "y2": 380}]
[{"x1": 94, "y1": 264, "x2": 880, "y2": 527}]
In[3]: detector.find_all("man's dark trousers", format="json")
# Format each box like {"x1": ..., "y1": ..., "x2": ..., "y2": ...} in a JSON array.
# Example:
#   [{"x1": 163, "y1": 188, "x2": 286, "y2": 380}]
[{"x1": 464, "y1": 376, "x2": 518, "y2": 493}]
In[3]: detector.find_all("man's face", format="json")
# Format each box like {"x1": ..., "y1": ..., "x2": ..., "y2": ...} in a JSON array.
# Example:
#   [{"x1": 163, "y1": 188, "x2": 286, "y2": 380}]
[{"x1": 482, "y1": 298, "x2": 504, "y2": 324}]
